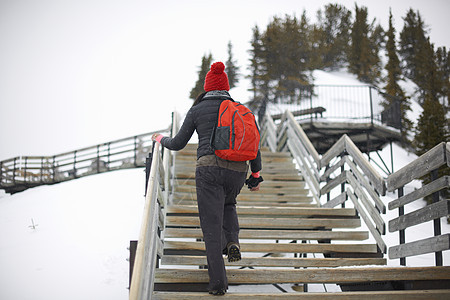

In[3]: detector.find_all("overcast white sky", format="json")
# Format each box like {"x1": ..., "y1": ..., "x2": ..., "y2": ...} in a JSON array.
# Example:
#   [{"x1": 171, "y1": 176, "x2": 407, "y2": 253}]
[{"x1": 1, "y1": 0, "x2": 449, "y2": 161}]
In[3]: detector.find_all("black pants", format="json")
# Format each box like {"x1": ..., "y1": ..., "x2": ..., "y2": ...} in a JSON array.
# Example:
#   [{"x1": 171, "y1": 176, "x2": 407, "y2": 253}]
[{"x1": 195, "y1": 166, "x2": 246, "y2": 291}]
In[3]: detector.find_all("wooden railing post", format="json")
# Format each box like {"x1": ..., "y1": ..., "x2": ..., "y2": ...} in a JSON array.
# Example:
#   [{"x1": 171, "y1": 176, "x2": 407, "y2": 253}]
[
  {"x1": 0, "y1": 161, "x2": 3, "y2": 186},
  {"x1": 13, "y1": 157, "x2": 17, "y2": 185},
  {"x1": 397, "y1": 186, "x2": 406, "y2": 266},
  {"x1": 73, "y1": 151, "x2": 77, "y2": 179},
  {"x1": 431, "y1": 169, "x2": 443, "y2": 266},
  {"x1": 134, "y1": 136, "x2": 138, "y2": 167}
]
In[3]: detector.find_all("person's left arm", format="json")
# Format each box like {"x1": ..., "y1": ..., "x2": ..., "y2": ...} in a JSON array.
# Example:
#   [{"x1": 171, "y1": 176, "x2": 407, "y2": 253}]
[{"x1": 151, "y1": 109, "x2": 196, "y2": 151}]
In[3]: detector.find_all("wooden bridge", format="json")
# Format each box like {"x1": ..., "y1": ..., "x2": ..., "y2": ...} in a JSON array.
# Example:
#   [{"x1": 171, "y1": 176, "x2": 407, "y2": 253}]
[
  {"x1": 0, "y1": 129, "x2": 169, "y2": 194},
  {"x1": 129, "y1": 111, "x2": 450, "y2": 299}
]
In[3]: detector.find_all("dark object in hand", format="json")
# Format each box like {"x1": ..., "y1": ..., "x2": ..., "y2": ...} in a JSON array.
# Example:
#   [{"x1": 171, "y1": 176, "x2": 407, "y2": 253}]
[{"x1": 245, "y1": 174, "x2": 264, "y2": 189}]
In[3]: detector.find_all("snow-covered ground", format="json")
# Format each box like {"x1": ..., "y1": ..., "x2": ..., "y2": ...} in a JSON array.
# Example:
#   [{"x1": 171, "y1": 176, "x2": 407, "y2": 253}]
[
  {"x1": 0, "y1": 169, "x2": 145, "y2": 300},
  {"x1": 1, "y1": 69, "x2": 447, "y2": 299}
]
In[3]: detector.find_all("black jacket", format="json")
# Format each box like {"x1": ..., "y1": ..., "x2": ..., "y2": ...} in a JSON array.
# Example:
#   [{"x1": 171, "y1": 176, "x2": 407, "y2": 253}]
[{"x1": 160, "y1": 92, "x2": 262, "y2": 173}]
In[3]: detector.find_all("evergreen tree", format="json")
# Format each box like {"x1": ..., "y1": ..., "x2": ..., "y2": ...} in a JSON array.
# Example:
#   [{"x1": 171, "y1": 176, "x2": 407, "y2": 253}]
[
  {"x1": 261, "y1": 13, "x2": 311, "y2": 103},
  {"x1": 383, "y1": 10, "x2": 412, "y2": 141},
  {"x1": 414, "y1": 96, "x2": 448, "y2": 155},
  {"x1": 348, "y1": 4, "x2": 383, "y2": 84},
  {"x1": 314, "y1": 3, "x2": 352, "y2": 70},
  {"x1": 225, "y1": 41, "x2": 240, "y2": 89},
  {"x1": 435, "y1": 46, "x2": 450, "y2": 108},
  {"x1": 189, "y1": 53, "x2": 213, "y2": 100},
  {"x1": 414, "y1": 95, "x2": 449, "y2": 203},
  {"x1": 399, "y1": 9, "x2": 428, "y2": 84},
  {"x1": 247, "y1": 25, "x2": 269, "y2": 110},
  {"x1": 419, "y1": 39, "x2": 444, "y2": 103}
]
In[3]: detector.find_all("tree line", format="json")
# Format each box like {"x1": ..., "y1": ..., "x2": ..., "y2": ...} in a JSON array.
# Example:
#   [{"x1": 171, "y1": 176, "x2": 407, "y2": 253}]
[{"x1": 190, "y1": 3, "x2": 449, "y2": 157}]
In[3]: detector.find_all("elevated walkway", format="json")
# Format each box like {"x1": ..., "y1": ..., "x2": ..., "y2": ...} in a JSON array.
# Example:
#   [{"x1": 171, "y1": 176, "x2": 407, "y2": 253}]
[{"x1": 0, "y1": 129, "x2": 168, "y2": 194}]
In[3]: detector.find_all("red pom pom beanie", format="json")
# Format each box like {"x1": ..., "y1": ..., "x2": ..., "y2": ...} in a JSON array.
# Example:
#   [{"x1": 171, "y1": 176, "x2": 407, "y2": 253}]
[{"x1": 204, "y1": 62, "x2": 230, "y2": 92}]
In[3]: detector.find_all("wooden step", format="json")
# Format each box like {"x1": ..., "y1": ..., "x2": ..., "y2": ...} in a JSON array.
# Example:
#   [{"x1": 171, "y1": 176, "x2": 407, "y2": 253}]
[
  {"x1": 172, "y1": 192, "x2": 313, "y2": 203},
  {"x1": 175, "y1": 163, "x2": 299, "y2": 173},
  {"x1": 163, "y1": 241, "x2": 378, "y2": 254},
  {"x1": 176, "y1": 149, "x2": 292, "y2": 159},
  {"x1": 167, "y1": 205, "x2": 356, "y2": 217},
  {"x1": 153, "y1": 290, "x2": 450, "y2": 300},
  {"x1": 154, "y1": 267, "x2": 450, "y2": 284},
  {"x1": 174, "y1": 184, "x2": 309, "y2": 195},
  {"x1": 166, "y1": 216, "x2": 360, "y2": 229},
  {"x1": 161, "y1": 255, "x2": 386, "y2": 268},
  {"x1": 164, "y1": 228, "x2": 369, "y2": 241},
  {"x1": 174, "y1": 171, "x2": 303, "y2": 181},
  {"x1": 176, "y1": 178, "x2": 306, "y2": 188},
  {"x1": 170, "y1": 199, "x2": 318, "y2": 207}
]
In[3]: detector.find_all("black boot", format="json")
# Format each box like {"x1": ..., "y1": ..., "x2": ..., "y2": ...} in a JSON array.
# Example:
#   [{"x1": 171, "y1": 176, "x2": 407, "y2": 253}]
[{"x1": 226, "y1": 242, "x2": 241, "y2": 262}]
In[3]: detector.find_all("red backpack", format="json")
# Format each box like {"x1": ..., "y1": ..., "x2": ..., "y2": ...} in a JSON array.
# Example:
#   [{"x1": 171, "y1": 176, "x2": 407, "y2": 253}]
[{"x1": 210, "y1": 99, "x2": 260, "y2": 161}]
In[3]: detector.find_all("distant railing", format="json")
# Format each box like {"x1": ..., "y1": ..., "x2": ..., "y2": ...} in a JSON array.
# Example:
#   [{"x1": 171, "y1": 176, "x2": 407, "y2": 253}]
[
  {"x1": 258, "y1": 85, "x2": 388, "y2": 125},
  {"x1": 260, "y1": 110, "x2": 450, "y2": 264},
  {"x1": 0, "y1": 129, "x2": 169, "y2": 194}
]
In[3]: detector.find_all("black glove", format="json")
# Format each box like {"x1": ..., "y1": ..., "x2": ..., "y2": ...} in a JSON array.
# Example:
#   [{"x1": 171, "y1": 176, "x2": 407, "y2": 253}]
[{"x1": 245, "y1": 174, "x2": 264, "y2": 189}]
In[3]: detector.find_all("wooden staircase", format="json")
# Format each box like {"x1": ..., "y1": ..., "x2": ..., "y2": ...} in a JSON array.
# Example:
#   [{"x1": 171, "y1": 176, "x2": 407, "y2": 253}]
[{"x1": 148, "y1": 144, "x2": 446, "y2": 298}]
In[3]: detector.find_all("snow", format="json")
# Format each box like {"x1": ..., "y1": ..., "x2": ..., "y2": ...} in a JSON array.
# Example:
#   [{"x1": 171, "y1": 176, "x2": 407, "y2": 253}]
[
  {"x1": 0, "y1": 69, "x2": 448, "y2": 299},
  {"x1": 0, "y1": 169, "x2": 145, "y2": 300}
]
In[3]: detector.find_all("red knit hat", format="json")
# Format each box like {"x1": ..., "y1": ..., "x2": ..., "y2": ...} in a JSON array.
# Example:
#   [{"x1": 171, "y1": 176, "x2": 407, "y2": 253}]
[{"x1": 204, "y1": 62, "x2": 230, "y2": 92}]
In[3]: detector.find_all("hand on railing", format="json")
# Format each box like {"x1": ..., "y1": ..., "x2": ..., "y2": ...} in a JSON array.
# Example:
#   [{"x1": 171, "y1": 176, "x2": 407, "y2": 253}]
[{"x1": 151, "y1": 133, "x2": 163, "y2": 143}]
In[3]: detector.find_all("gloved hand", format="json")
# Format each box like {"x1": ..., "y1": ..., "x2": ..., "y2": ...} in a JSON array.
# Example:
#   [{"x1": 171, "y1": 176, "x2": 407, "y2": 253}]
[
  {"x1": 151, "y1": 133, "x2": 163, "y2": 143},
  {"x1": 245, "y1": 173, "x2": 263, "y2": 190}
]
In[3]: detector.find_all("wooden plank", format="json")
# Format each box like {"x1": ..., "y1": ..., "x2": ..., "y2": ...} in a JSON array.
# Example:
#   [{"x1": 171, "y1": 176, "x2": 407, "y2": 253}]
[
  {"x1": 321, "y1": 135, "x2": 346, "y2": 168},
  {"x1": 344, "y1": 135, "x2": 386, "y2": 195},
  {"x1": 161, "y1": 255, "x2": 386, "y2": 268},
  {"x1": 320, "y1": 155, "x2": 345, "y2": 182},
  {"x1": 154, "y1": 267, "x2": 450, "y2": 284},
  {"x1": 286, "y1": 137, "x2": 321, "y2": 202},
  {"x1": 387, "y1": 142, "x2": 447, "y2": 192},
  {"x1": 164, "y1": 241, "x2": 377, "y2": 254},
  {"x1": 164, "y1": 228, "x2": 369, "y2": 240},
  {"x1": 322, "y1": 191, "x2": 347, "y2": 208},
  {"x1": 348, "y1": 189, "x2": 387, "y2": 253},
  {"x1": 175, "y1": 171, "x2": 303, "y2": 182},
  {"x1": 285, "y1": 111, "x2": 321, "y2": 166},
  {"x1": 320, "y1": 171, "x2": 347, "y2": 196},
  {"x1": 389, "y1": 200, "x2": 450, "y2": 232},
  {"x1": 130, "y1": 144, "x2": 162, "y2": 300},
  {"x1": 166, "y1": 205, "x2": 356, "y2": 217},
  {"x1": 166, "y1": 216, "x2": 361, "y2": 229},
  {"x1": 347, "y1": 173, "x2": 385, "y2": 234},
  {"x1": 171, "y1": 179, "x2": 306, "y2": 188},
  {"x1": 174, "y1": 185, "x2": 308, "y2": 195},
  {"x1": 447, "y1": 142, "x2": 450, "y2": 167},
  {"x1": 388, "y1": 176, "x2": 450, "y2": 210},
  {"x1": 389, "y1": 233, "x2": 450, "y2": 259},
  {"x1": 170, "y1": 199, "x2": 316, "y2": 207},
  {"x1": 153, "y1": 290, "x2": 450, "y2": 300},
  {"x1": 271, "y1": 106, "x2": 326, "y2": 121},
  {"x1": 345, "y1": 157, "x2": 385, "y2": 213},
  {"x1": 172, "y1": 192, "x2": 313, "y2": 203}
]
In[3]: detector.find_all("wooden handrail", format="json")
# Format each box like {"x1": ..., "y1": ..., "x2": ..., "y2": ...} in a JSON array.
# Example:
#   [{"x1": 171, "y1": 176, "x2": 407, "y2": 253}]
[
  {"x1": 129, "y1": 142, "x2": 163, "y2": 299},
  {"x1": 386, "y1": 142, "x2": 449, "y2": 192},
  {"x1": 260, "y1": 110, "x2": 449, "y2": 263},
  {"x1": 386, "y1": 142, "x2": 450, "y2": 266},
  {"x1": 129, "y1": 112, "x2": 179, "y2": 299}
]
